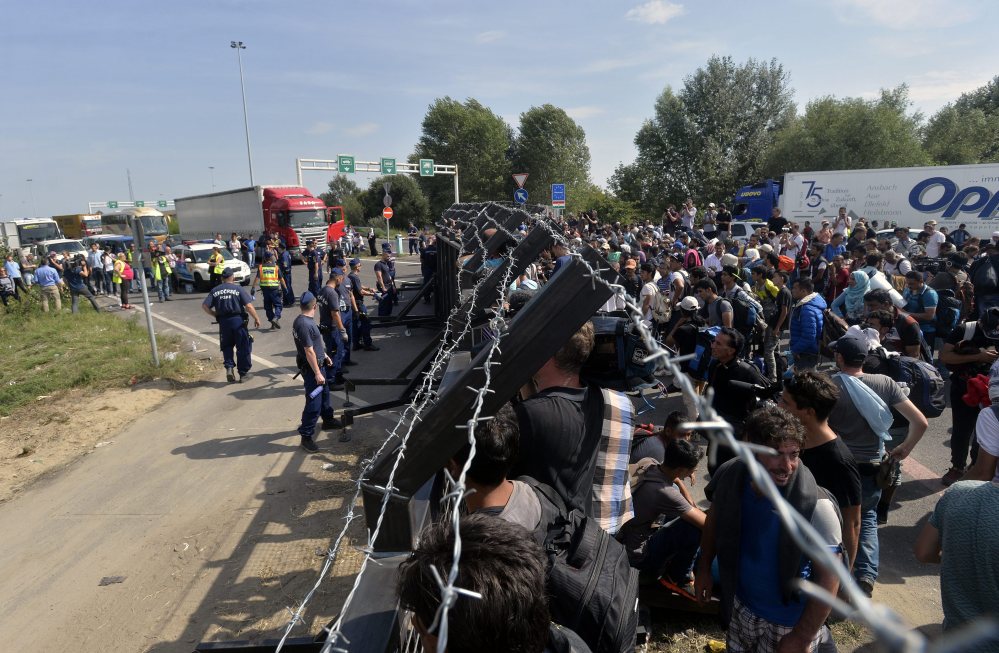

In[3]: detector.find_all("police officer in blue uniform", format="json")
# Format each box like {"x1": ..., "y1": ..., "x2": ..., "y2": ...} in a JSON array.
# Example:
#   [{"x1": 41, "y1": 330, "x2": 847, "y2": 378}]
[
  {"x1": 333, "y1": 266, "x2": 357, "y2": 368},
  {"x1": 317, "y1": 272, "x2": 348, "y2": 390},
  {"x1": 249, "y1": 250, "x2": 286, "y2": 329},
  {"x1": 278, "y1": 241, "x2": 295, "y2": 307},
  {"x1": 202, "y1": 267, "x2": 260, "y2": 383},
  {"x1": 347, "y1": 258, "x2": 378, "y2": 351},
  {"x1": 293, "y1": 291, "x2": 339, "y2": 452},
  {"x1": 302, "y1": 239, "x2": 325, "y2": 296}
]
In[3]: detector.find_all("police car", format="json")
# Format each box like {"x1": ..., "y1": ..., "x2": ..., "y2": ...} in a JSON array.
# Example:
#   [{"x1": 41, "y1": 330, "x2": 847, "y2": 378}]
[{"x1": 173, "y1": 243, "x2": 251, "y2": 291}]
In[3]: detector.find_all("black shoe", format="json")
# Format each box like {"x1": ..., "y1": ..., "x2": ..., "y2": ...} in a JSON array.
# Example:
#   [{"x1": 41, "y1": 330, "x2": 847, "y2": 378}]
[
  {"x1": 239, "y1": 372, "x2": 249, "y2": 383},
  {"x1": 300, "y1": 437, "x2": 319, "y2": 452},
  {"x1": 226, "y1": 368, "x2": 236, "y2": 383},
  {"x1": 856, "y1": 579, "x2": 875, "y2": 598},
  {"x1": 363, "y1": 345, "x2": 380, "y2": 351},
  {"x1": 273, "y1": 318, "x2": 281, "y2": 329},
  {"x1": 322, "y1": 418, "x2": 344, "y2": 430}
]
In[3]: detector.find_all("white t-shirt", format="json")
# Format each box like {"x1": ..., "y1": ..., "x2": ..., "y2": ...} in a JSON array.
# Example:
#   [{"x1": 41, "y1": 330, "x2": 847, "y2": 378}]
[
  {"x1": 834, "y1": 215, "x2": 851, "y2": 236},
  {"x1": 974, "y1": 407, "x2": 999, "y2": 482},
  {"x1": 640, "y1": 281, "x2": 658, "y2": 325},
  {"x1": 681, "y1": 207, "x2": 696, "y2": 230},
  {"x1": 926, "y1": 231, "x2": 946, "y2": 258},
  {"x1": 783, "y1": 234, "x2": 804, "y2": 260}
]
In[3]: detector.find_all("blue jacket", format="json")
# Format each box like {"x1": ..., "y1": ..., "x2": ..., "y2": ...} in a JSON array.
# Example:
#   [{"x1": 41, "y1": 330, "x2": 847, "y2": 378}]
[{"x1": 789, "y1": 293, "x2": 827, "y2": 355}]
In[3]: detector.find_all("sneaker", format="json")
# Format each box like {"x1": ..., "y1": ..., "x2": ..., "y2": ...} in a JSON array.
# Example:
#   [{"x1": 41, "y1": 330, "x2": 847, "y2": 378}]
[
  {"x1": 659, "y1": 575, "x2": 697, "y2": 602},
  {"x1": 238, "y1": 372, "x2": 249, "y2": 383},
  {"x1": 273, "y1": 318, "x2": 281, "y2": 329},
  {"x1": 226, "y1": 368, "x2": 236, "y2": 383},
  {"x1": 941, "y1": 467, "x2": 965, "y2": 486},
  {"x1": 269, "y1": 320, "x2": 277, "y2": 330},
  {"x1": 322, "y1": 417, "x2": 344, "y2": 430},
  {"x1": 856, "y1": 579, "x2": 875, "y2": 598},
  {"x1": 300, "y1": 437, "x2": 319, "y2": 452}
]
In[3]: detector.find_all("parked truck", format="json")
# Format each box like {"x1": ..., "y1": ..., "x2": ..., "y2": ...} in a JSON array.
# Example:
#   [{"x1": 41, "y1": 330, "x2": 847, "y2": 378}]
[
  {"x1": 0, "y1": 218, "x2": 63, "y2": 253},
  {"x1": 174, "y1": 186, "x2": 345, "y2": 255},
  {"x1": 52, "y1": 213, "x2": 103, "y2": 239},
  {"x1": 732, "y1": 163, "x2": 999, "y2": 237}
]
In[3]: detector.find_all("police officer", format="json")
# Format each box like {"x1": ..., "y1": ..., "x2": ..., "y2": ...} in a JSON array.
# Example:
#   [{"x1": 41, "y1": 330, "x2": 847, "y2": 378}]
[
  {"x1": 317, "y1": 272, "x2": 348, "y2": 390},
  {"x1": 302, "y1": 239, "x2": 325, "y2": 296},
  {"x1": 293, "y1": 291, "x2": 340, "y2": 452},
  {"x1": 278, "y1": 241, "x2": 295, "y2": 306},
  {"x1": 333, "y1": 266, "x2": 356, "y2": 368},
  {"x1": 373, "y1": 243, "x2": 397, "y2": 316},
  {"x1": 250, "y1": 251, "x2": 286, "y2": 329},
  {"x1": 202, "y1": 267, "x2": 261, "y2": 383},
  {"x1": 208, "y1": 246, "x2": 226, "y2": 289},
  {"x1": 347, "y1": 258, "x2": 378, "y2": 351}
]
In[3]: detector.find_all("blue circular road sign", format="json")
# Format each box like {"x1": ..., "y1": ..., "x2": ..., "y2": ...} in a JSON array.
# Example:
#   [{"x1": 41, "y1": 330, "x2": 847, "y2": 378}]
[{"x1": 514, "y1": 188, "x2": 528, "y2": 203}]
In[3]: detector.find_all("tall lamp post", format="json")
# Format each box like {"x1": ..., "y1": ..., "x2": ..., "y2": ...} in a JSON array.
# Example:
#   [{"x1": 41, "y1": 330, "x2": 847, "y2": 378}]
[
  {"x1": 26, "y1": 179, "x2": 36, "y2": 217},
  {"x1": 230, "y1": 41, "x2": 254, "y2": 186},
  {"x1": 209, "y1": 166, "x2": 216, "y2": 191}
]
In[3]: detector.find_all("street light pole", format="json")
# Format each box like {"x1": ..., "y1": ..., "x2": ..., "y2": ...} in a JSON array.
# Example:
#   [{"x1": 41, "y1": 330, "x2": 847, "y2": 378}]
[
  {"x1": 209, "y1": 166, "x2": 216, "y2": 192},
  {"x1": 26, "y1": 179, "x2": 35, "y2": 217},
  {"x1": 230, "y1": 41, "x2": 254, "y2": 186}
]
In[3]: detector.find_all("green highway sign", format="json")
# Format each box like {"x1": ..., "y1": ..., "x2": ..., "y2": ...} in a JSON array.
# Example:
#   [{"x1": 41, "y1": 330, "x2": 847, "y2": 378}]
[
  {"x1": 107, "y1": 201, "x2": 119, "y2": 209},
  {"x1": 380, "y1": 157, "x2": 396, "y2": 174},
  {"x1": 135, "y1": 200, "x2": 145, "y2": 207},
  {"x1": 157, "y1": 200, "x2": 168, "y2": 208},
  {"x1": 338, "y1": 155, "x2": 356, "y2": 174},
  {"x1": 419, "y1": 159, "x2": 434, "y2": 177}
]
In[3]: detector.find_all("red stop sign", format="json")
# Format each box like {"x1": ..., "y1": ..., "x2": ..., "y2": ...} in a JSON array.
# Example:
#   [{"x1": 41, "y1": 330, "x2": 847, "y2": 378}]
[{"x1": 382, "y1": 207, "x2": 394, "y2": 220}]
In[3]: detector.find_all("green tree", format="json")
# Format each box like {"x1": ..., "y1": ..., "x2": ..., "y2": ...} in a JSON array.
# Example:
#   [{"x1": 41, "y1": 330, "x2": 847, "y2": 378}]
[
  {"x1": 763, "y1": 86, "x2": 929, "y2": 174},
  {"x1": 628, "y1": 56, "x2": 795, "y2": 212},
  {"x1": 567, "y1": 183, "x2": 642, "y2": 224},
  {"x1": 357, "y1": 174, "x2": 430, "y2": 228},
  {"x1": 411, "y1": 97, "x2": 513, "y2": 219},
  {"x1": 510, "y1": 104, "x2": 591, "y2": 205},
  {"x1": 923, "y1": 77, "x2": 999, "y2": 165},
  {"x1": 319, "y1": 174, "x2": 363, "y2": 226}
]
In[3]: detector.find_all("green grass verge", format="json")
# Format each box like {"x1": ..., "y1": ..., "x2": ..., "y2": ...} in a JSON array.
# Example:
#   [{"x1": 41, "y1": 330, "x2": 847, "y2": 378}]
[{"x1": 0, "y1": 298, "x2": 198, "y2": 416}]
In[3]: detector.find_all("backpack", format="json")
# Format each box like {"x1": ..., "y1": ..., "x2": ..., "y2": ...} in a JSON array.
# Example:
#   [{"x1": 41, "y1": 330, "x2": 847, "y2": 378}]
[
  {"x1": 121, "y1": 263, "x2": 134, "y2": 281},
  {"x1": 652, "y1": 290, "x2": 671, "y2": 323},
  {"x1": 969, "y1": 253, "x2": 999, "y2": 296},
  {"x1": 757, "y1": 284, "x2": 779, "y2": 324},
  {"x1": 518, "y1": 477, "x2": 639, "y2": 653},
  {"x1": 687, "y1": 325, "x2": 721, "y2": 381},
  {"x1": 819, "y1": 310, "x2": 848, "y2": 358},
  {"x1": 934, "y1": 289, "x2": 963, "y2": 340},
  {"x1": 583, "y1": 316, "x2": 657, "y2": 391},
  {"x1": 730, "y1": 287, "x2": 766, "y2": 333},
  {"x1": 863, "y1": 348, "x2": 946, "y2": 418}
]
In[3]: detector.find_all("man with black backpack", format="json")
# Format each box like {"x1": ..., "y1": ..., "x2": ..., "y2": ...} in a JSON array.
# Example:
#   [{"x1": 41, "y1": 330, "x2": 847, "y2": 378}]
[
  {"x1": 720, "y1": 265, "x2": 766, "y2": 359},
  {"x1": 939, "y1": 308, "x2": 999, "y2": 485},
  {"x1": 449, "y1": 404, "x2": 638, "y2": 653},
  {"x1": 695, "y1": 408, "x2": 843, "y2": 653}
]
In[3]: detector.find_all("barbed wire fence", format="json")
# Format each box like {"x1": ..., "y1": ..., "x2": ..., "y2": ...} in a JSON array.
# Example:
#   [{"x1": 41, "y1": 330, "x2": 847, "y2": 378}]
[{"x1": 271, "y1": 203, "x2": 995, "y2": 653}]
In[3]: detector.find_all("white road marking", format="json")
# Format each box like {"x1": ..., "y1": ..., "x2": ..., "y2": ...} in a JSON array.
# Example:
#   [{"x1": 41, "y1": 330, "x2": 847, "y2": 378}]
[{"x1": 130, "y1": 306, "x2": 373, "y2": 408}]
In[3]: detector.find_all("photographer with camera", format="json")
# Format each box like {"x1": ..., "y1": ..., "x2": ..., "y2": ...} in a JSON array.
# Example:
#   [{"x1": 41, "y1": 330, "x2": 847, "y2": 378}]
[{"x1": 65, "y1": 254, "x2": 101, "y2": 313}]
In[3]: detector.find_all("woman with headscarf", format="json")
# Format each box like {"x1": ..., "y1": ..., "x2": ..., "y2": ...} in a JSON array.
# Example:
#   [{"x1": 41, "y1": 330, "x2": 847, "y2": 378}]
[{"x1": 829, "y1": 269, "x2": 870, "y2": 324}]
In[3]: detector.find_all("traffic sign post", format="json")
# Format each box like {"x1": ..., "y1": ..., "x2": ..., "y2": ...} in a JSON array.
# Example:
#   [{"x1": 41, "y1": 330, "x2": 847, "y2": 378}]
[
  {"x1": 157, "y1": 200, "x2": 168, "y2": 208},
  {"x1": 551, "y1": 183, "x2": 566, "y2": 208},
  {"x1": 107, "y1": 201, "x2": 119, "y2": 209},
  {"x1": 419, "y1": 159, "x2": 434, "y2": 177},
  {"x1": 135, "y1": 200, "x2": 145, "y2": 208},
  {"x1": 512, "y1": 173, "x2": 528, "y2": 188},
  {"x1": 338, "y1": 155, "x2": 356, "y2": 174},
  {"x1": 380, "y1": 158, "x2": 396, "y2": 174},
  {"x1": 514, "y1": 188, "x2": 529, "y2": 204},
  {"x1": 382, "y1": 207, "x2": 394, "y2": 219}
]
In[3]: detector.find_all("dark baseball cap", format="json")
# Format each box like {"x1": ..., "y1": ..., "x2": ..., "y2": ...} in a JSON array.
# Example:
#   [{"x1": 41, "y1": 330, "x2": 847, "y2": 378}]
[
  {"x1": 300, "y1": 291, "x2": 316, "y2": 306},
  {"x1": 222, "y1": 267, "x2": 236, "y2": 278},
  {"x1": 829, "y1": 332, "x2": 869, "y2": 364},
  {"x1": 349, "y1": 257, "x2": 361, "y2": 267}
]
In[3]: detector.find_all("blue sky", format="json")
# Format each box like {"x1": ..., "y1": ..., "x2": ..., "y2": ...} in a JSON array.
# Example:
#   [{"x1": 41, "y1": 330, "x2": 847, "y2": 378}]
[{"x1": 3, "y1": 0, "x2": 997, "y2": 217}]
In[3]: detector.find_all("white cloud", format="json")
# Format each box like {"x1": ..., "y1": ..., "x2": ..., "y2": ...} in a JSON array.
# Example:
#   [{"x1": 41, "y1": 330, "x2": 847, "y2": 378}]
[
  {"x1": 475, "y1": 30, "x2": 506, "y2": 44},
  {"x1": 906, "y1": 70, "x2": 994, "y2": 105},
  {"x1": 625, "y1": 1, "x2": 685, "y2": 25},
  {"x1": 306, "y1": 121, "x2": 334, "y2": 135},
  {"x1": 565, "y1": 106, "x2": 606, "y2": 120},
  {"x1": 833, "y1": 0, "x2": 974, "y2": 29},
  {"x1": 580, "y1": 58, "x2": 640, "y2": 74},
  {"x1": 344, "y1": 122, "x2": 379, "y2": 137}
]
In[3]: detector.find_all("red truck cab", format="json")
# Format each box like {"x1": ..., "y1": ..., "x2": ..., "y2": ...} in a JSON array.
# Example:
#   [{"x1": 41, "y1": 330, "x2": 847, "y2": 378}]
[{"x1": 261, "y1": 187, "x2": 344, "y2": 254}]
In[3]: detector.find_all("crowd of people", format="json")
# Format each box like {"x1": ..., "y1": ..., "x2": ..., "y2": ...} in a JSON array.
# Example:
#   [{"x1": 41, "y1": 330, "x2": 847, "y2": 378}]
[{"x1": 387, "y1": 203, "x2": 999, "y2": 653}]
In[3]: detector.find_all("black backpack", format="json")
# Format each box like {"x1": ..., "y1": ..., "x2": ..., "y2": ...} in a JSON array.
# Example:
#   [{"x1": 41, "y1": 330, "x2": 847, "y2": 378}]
[
  {"x1": 688, "y1": 325, "x2": 721, "y2": 381},
  {"x1": 863, "y1": 347, "x2": 946, "y2": 418},
  {"x1": 934, "y1": 289, "x2": 963, "y2": 339},
  {"x1": 729, "y1": 288, "x2": 764, "y2": 333},
  {"x1": 518, "y1": 477, "x2": 639, "y2": 653},
  {"x1": 969, "y1": 253, "x2": 999, "y2": 296}
]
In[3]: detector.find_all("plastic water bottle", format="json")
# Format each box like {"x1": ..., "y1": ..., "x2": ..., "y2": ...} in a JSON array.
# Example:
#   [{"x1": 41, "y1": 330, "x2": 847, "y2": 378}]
[{"x1": 309, "y1": 385, "x2": 324, "y2": 399}]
